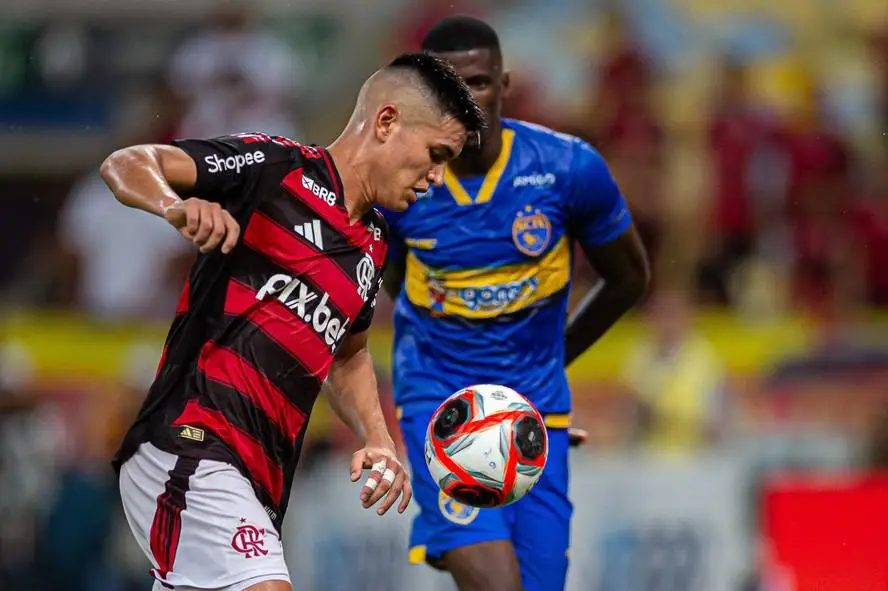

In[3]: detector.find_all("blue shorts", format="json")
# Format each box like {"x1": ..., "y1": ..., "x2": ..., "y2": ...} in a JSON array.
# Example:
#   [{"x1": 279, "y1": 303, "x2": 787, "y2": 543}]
[{"x1": 400, "y1": 411, "x2": 573, "y2": 591}]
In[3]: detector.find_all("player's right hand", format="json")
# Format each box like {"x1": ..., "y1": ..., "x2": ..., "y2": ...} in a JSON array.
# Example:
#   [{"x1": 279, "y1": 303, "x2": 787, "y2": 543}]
[
  {"x1": 350, "y1": 446, "x2": 413, "y2": 516},
  {"x1": 164, "y1": 198, "x2": 240, "y2": 254}
]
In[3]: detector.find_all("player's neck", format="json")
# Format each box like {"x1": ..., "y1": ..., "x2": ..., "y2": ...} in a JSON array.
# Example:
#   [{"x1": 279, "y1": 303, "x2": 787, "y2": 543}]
[
  {"x1": 326, "y1": 141, "x2": 374, "y2": 224},
  {"x1": 448, "y1": 122, "x2": 503, "y2": 178}
]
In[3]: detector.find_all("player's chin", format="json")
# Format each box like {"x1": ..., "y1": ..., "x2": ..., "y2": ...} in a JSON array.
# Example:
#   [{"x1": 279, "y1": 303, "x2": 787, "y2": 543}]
[{"x1": 391, "y1": 191, "x2": 417, "y2": 211}]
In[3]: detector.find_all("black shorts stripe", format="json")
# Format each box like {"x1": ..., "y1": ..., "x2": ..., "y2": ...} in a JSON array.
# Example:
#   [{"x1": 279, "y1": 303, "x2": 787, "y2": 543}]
[{"x1": 149, "y1": 456, "x2": 200, "y2": 581}]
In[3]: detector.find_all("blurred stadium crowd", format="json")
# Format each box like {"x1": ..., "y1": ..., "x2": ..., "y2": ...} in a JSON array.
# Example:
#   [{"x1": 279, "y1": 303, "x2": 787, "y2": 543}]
[{"x1": 1, "y1": 1, "x2": 887, "y2": 590}]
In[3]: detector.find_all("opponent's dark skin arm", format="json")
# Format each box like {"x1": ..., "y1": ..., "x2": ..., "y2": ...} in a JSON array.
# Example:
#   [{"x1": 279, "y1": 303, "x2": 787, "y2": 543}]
[
  {"x1": 565, "y1": 224, "x2": 650, "y2": 366},
  {"x1": 382, "y1": 246, "x2": 408, "y2": 300}
]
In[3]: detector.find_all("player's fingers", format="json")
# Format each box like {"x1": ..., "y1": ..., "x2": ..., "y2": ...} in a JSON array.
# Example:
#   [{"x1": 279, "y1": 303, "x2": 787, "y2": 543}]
[
  {"x1": 568, "y1": 427, "x2": 589, "y2": 447},
  {"x1": 201, "y1": 206, "x2": 227, "y2": 253},
  {"x1": 365, "y1": 465, "x2": 395, "y2": 509},
  {"x1": 350, "y1": 451, "x2": 365, "y2": 482},
  {"x1": 398, "y1": 474, "x2": 413, "y2": 514},
  {"x1": 192, "y1": 203, "x2": 216, "y2": 247},
  {"x1": 360, "y1": 458, "x2": 387, "y2": 506},
  {"x1": 220, "y1": 210, "x2": 240, "y2": 254},
  {"x1": 184, "y1": 201, "x2": 201, "y2": 236},
  {"x1": 376, "y1": 469, "x2": 404, "y2": 516}
]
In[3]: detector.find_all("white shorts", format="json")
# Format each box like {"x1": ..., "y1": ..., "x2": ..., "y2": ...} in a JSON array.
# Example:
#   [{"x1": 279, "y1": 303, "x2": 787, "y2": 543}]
[{"x1": 119, "y1": 442, "x2": 291, "y2": 591}]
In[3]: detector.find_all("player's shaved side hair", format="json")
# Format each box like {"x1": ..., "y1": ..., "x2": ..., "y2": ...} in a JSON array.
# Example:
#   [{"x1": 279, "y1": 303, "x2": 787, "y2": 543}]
[
  {"x1": 421, "y1": 15, "x2": 501, "y2": 53},
  {"x1": 387, "y1": 52, "x2": 485, "y2": 134},
  {"x1": 344, "y1": 52, "x2": 483, "y2": 150}
]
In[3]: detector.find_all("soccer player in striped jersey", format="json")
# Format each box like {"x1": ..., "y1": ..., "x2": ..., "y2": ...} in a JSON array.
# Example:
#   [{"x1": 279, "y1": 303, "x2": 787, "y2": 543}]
[{"x1": 102, "y1": 52, "x2": 483, "y2": 591}]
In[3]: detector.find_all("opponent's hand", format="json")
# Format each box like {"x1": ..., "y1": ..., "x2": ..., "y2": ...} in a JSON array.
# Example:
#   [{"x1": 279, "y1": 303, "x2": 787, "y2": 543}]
[
  {"x1": 163, "y1": 198, "x2": 240, "y2": 254},
  {"x1": 350, "y1": 445, "x2": 412, "y2": 515},
  {"x1": 568, "y1": 427, "x2": 588, "y2": 448}
]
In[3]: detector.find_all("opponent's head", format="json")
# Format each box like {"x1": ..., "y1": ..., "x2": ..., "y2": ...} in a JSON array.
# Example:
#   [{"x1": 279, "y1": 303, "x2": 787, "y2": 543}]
[
  {"x1": 348, "y1": 52, "x2": 484, "y2": 211},
  {"x1": 421, "y1": 16, "x2": 508, "y2": 154}
]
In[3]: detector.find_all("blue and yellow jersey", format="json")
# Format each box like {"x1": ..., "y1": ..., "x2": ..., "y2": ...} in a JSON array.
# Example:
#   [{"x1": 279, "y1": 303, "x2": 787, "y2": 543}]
[{"x1": 382, "y1": 119, "x2": 631, "y2": 418}]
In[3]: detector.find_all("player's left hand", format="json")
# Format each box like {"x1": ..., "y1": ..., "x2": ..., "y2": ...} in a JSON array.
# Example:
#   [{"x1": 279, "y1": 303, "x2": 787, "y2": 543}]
[
  {"x1": 350, "y1": 444, "x2": 412, "y2": 515},
  {"x1": 568, "y1": 427, "x2": 588, "y2": 447}
]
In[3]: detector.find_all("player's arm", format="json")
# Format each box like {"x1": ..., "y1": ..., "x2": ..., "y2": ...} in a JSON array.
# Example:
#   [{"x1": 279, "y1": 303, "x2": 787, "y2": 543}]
[
  {"x1": 564, "y1": 145, "x2": 650, "y2": 368},
  {"x1": 381, "y1": 214, "x2": 407, "y2": 300},
  {"x1": 100, "y1": 134, "x2": 289, "y2": 253},
  {"x1": 324, "y1": 293, "x2": 412, "y2": 515},
  {"x1": 382, "y1": 247, "x2": 407, "y2": 300}
]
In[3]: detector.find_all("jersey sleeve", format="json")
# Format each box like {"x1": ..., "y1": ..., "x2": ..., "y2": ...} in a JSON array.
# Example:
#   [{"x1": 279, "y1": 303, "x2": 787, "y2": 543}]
[
  {"x1": 350, "y1": 284, "x2": 381, "y2": 334},
  {"x1": 565, "y1": 142, "x2": 632, "y2": 247},
  {"x1": 171, "y1": 132, "x2": 294, "y2": 206}
]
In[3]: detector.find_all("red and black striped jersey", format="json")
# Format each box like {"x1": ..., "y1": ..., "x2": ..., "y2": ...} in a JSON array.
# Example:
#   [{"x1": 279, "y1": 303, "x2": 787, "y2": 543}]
[{"x1": 112, "y1": 132, "x2": 388, "y2": 529}]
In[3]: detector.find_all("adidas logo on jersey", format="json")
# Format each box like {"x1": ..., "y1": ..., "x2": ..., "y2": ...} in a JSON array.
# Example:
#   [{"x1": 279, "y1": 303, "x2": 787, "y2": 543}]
[
  {"x1": 512, "y1": 173, "x2": 556, "y2": 188},
  {"x1": 256, "y1": 274, "x2": 349, "y2": 352},
  {"x1": 301, "y1": 174, "x2": 337, "y2": 206},
  {"x1": 294, "y1": 219, "x2": 324, "y2": 250}
]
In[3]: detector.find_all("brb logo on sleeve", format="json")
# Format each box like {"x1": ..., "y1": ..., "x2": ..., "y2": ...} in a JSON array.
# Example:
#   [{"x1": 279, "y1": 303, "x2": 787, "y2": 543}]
[{"x1": 301, "y1": 174, "x2": 337, "y2": 207}]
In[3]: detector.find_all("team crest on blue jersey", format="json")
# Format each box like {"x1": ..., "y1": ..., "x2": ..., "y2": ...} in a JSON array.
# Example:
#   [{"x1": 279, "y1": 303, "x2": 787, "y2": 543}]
[
  {"x1": 512, "y1": 206, "x2": 552, "y2": 257},
  {"x1": 438, "y1": 490, "x2": 479, "y2": 525}
]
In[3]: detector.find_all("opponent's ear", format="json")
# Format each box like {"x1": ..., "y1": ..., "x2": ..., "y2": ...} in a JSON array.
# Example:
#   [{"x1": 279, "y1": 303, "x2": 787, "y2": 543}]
[
  {"x1": 501, "y1": 70, "x2": 512, "y2": 100},
  {"x1": 375, "y1": 104, "x2": 399, "y2": 143}
]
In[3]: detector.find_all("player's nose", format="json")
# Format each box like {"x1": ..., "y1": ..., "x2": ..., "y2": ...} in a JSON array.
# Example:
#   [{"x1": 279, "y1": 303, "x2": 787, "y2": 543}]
[{"x1": 428, "y1": 164, "x2": 445, "y2": 187}]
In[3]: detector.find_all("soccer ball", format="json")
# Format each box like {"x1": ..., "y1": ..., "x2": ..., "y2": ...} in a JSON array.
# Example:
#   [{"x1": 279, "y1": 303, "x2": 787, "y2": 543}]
[{"x1": 424, "y1": 384, "x2": 548, "y2": 508}]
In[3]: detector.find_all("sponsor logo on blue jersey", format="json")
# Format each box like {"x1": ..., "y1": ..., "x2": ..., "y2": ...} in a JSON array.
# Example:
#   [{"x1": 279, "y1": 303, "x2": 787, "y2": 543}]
[{"x1": 458, "y1": 278, "x2": 539, "y2": 312}]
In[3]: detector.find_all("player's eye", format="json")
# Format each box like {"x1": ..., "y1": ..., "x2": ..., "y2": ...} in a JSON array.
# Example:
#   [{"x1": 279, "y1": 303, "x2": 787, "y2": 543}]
[
  {"x1": 466, "y1": 77, "x2": 491, "y2": 91},
  {"x1": 430, "y1": 149, "x2": 447, "y2": 164}
]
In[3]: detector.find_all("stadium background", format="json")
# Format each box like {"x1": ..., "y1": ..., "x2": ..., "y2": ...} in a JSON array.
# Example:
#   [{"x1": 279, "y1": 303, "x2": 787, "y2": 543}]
[{"x1": 1, "y1": 0, "x2": 887, "y2": 589}]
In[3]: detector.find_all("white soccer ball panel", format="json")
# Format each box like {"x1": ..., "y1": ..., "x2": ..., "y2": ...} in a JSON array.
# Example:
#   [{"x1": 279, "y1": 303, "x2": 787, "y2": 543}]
[
  {"x1": 465, "y1": 384, "x2": 534, "y2": 417},
  {"x1": 445, "y1": 423, "x2": 508, "y2": 488}
]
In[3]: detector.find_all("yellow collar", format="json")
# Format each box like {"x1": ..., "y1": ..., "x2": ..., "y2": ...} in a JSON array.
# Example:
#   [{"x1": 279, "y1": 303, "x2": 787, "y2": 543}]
[{"x1": 443, "y1": 128, "x2": 516, "y2": 205}]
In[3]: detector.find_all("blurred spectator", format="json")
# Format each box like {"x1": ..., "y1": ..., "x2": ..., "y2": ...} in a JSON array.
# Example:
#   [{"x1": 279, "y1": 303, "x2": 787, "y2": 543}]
[
  {"x1": 54, "y1": 166, "x2": 193, "y2": 321},
  {"x1": 849, "y1": 159, "x2": 888, "y2": 306},
  {"x1": 389, "y1": 0, "x2": 482, "y2": 56},
  {"x1": 583, "y1": 11, "x2": 653, "y2": 146},
  {"x1": 583, "y1": 11, "x2": 663, "y2": 267},
  {"x1": 621, "y1": 288, "x2": 729, "y2": 455},
  {"x1": 698, "y1": 59, "x2": 779, "y2": 304},
  {"x1": 0, "y1": 342, "x2": 59, "y2": 589},
  {"x1": 167, "y1": 4, "x2": 304, "y2": 139}
]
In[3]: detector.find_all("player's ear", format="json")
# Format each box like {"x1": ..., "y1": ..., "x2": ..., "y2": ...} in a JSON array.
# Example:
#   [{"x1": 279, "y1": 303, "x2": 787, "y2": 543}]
[
  {"x1": 375, "y1": 104, "x2": 399, "y2": 143},
  {"x1": 500, "y1": 70, "x2": 512, "y2": 100}
]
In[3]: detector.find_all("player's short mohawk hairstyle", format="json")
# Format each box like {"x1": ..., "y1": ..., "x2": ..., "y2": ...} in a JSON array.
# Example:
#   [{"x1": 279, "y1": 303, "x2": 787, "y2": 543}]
[
  {"x1": 420, "y1": 15, "x2": 500, "y2": 53},
  {"x1": 387, "y1": 52, "x2": 485, "y2": 137}
]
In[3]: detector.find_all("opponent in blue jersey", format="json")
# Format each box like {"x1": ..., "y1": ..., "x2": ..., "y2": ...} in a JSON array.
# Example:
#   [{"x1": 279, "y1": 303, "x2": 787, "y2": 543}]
[{"x1": 382, "y1": 16, "x2": 650, "y2": 591}]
